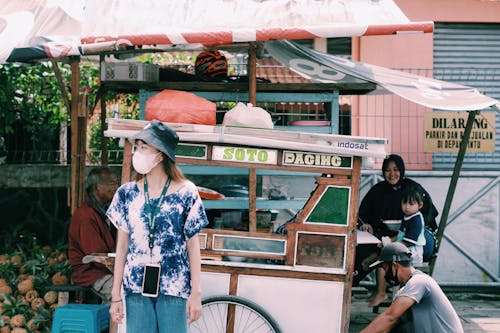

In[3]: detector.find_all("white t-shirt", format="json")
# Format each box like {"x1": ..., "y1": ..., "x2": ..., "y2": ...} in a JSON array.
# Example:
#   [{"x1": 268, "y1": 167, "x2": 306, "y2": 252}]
[{"x1": 396, "y1": 270, "x2": 464, "y2": 333}]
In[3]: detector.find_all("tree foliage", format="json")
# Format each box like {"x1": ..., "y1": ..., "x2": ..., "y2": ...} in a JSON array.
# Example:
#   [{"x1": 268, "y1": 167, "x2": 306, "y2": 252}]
[
  {"x1": 0, "y1": 59, "x2": 141, "y2": 157},
  {"x1": 0, "y1": 62, "x2": 70, "y2": 153}
]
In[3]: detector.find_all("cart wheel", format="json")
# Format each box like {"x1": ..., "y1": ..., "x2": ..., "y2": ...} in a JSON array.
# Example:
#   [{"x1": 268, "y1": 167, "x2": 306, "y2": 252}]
[{"x1": 190, "y1": 295, "x2": 282, "y2": 333}]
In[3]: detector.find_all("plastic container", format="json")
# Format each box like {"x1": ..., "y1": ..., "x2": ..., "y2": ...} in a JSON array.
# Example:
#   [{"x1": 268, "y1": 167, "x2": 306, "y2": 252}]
[
  {"x1": 218, "y1": 184, "x2": 249, "y2": 197},
  {"x1": 51, "y1": 303, "x2": 109, "y2": 333}
]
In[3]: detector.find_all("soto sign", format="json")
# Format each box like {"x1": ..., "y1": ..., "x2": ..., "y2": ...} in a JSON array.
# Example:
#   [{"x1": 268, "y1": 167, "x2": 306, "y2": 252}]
[{"x1": 424, "y1": 112, "x2": 495, "y2": 153}]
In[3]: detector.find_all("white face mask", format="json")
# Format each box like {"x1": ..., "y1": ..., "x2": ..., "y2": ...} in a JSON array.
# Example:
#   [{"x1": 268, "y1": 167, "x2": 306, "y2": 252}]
[{"x1": 132, "y1": 150, "x2": 161, "y2": 174}]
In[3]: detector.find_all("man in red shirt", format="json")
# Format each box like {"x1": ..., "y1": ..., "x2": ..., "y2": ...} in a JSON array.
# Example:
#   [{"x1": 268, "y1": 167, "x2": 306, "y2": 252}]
[{"x1": 68, "y1": 167, "x2": 119, "y2": 303}]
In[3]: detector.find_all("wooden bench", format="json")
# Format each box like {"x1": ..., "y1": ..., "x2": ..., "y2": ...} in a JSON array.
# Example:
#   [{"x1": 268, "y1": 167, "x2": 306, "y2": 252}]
[{"x1": 46, "y1": 284, "x2": 89, "y2": 305}]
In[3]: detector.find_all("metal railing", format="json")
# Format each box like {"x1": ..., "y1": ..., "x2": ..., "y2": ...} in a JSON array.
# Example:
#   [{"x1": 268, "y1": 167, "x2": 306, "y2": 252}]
[{"x1": 2, "y1": 149, "x2": 124, "y2": 165}]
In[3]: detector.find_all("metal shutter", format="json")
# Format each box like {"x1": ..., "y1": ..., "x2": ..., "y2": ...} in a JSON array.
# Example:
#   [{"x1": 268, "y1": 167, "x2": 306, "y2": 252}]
[{"x1": 433, "y1": 23, "x2": 500, "y2": 170}]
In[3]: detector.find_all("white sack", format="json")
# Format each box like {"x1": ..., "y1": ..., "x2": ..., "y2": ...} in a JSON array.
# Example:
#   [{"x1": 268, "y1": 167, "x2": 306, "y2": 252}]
[{"x1": 222, "y1": 102, "x2": 274, "y2": 129}]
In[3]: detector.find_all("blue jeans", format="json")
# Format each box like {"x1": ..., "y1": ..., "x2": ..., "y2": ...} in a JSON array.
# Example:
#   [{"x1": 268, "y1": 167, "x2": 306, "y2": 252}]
[{"x1": 125, "y1": 293, "x2": 187, "y2": 333}]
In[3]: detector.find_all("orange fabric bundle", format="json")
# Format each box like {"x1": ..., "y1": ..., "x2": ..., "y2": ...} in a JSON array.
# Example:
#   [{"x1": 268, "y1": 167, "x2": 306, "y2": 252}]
[{"x1": 146, "y1": 89, "x2": 216, "y2": 125}]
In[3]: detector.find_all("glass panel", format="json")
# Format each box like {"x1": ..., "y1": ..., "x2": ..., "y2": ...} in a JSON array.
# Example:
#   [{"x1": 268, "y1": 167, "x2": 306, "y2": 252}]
[
  {"x1": 213, "y1": 235, "x2": 286, "y2": 255},
  {"x1": 307, "y1": 186, "x2": 350, "y2": 225},
  {"x1": 295, "y1": 233, "x2": 345, "y2": 269}
]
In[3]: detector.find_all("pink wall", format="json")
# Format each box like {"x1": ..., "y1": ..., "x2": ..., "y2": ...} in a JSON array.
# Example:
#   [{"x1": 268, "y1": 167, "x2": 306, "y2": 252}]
[
  {"x1": 395, "y1": 0, "x2": 500, "y2": 23},
  {"x1": 353, "y1": 33, "x2": 434, "y2": 169},
  {"x1": 351, "y1": 0, "x2": 498, "y2": 169}
]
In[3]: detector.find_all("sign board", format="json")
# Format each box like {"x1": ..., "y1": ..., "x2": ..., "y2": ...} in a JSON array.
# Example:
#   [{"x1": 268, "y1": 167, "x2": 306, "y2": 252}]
[
  {"x1": 212, "y1": 146, "x2": 278, "y2": 165},
  {"x1": 282, "y1": 151, "x2": 352, "y2": 169},
  {"x1": 424, "y1": 112, "x2": 495, "y2": 153}
]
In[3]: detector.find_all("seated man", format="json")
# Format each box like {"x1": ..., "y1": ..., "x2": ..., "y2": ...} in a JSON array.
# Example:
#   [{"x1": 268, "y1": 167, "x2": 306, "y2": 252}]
[
  {"x1": 68, "y1": 167, "x2": 119, "y2": 303},
  {"x1": 361, "y1": 243, "x2": 464, "y2": 333}
]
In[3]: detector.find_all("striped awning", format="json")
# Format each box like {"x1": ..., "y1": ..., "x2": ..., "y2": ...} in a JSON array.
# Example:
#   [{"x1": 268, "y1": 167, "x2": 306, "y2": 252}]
[{"x1": 0, "y1": 0, "x2": 433, "y2": 63}]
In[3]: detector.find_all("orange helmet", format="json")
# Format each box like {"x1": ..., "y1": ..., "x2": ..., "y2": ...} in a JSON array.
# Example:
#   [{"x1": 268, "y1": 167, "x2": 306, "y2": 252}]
[{"x1": 195, "y1": 50, "x2": 228, "y2": 78}]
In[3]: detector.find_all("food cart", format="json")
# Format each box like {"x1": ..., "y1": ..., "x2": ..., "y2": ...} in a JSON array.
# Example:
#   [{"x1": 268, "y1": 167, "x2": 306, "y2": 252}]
[{"x1": 105, "y1": 118, "x2": 387, "y2": 333}]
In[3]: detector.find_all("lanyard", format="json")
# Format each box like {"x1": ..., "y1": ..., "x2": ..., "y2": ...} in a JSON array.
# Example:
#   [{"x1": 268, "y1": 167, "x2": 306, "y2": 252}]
[{"x1": 144, "y1": 176, "x2": 171, "y2": 256}]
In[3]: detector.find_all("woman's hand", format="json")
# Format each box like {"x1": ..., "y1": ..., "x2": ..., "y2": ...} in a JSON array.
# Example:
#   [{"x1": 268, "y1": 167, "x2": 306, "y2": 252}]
[
  {"x1": 360, "y1": 224, "x2": 374, "y2": 234},
  {"x1": 109, "y1": 299, "x2": 125, "y2": 324},
  {"x1": 187, "y1": 291, "x2": 202, "y2": 323}
]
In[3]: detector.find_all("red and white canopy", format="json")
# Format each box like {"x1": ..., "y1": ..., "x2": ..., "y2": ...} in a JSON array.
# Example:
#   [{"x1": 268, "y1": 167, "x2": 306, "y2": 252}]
[{"x1": 0, "y1": 0, "x2": 433, "y2": 63}]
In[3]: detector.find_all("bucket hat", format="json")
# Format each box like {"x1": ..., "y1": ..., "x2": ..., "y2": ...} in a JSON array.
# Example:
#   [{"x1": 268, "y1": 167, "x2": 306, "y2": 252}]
[
  {"x1": 369, "y1": 242, "x2": 412, "y2": 269},
  {"x1": 131, "y1": 120, "x2": 179, "y2": 162}
]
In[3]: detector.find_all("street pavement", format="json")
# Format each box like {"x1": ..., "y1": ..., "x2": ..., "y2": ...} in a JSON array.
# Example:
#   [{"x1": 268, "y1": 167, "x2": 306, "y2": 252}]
[{"x1": 349, "y1": 287, "x2": 500, "y2": 332}]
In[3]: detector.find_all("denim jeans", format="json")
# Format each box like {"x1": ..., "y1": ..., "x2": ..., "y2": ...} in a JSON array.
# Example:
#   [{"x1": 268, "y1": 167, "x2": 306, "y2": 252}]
[{"x1": 125, "y1": 293, "x2": 187, "y2": 333}]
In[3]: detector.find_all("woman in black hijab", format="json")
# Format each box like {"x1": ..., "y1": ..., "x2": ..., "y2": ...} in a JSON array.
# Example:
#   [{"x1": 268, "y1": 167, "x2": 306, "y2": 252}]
[{"x1": 355, "y1": 154, "x2": 438, "y2": 306}]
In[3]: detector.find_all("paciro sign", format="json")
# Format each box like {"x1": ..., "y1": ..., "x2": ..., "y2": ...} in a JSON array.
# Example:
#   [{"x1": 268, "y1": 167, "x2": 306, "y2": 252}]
[{"x1": 424, "y1": 112, "x2": 495, "y2": 153}]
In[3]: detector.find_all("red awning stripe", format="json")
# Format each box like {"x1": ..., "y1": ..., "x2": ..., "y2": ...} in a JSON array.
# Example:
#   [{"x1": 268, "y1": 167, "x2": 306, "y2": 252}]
[
  {"x1": 364, "y1": 22, "x2": 434, "y2": 36},
  {"x1": 80, "y1": 21, "x2": 434, "y2": 48}
]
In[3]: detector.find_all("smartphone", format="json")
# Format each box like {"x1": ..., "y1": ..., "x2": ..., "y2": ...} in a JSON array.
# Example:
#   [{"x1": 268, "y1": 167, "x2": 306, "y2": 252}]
[{"x1": 141, "y1": 264, "x2": 161, "y2": 297}]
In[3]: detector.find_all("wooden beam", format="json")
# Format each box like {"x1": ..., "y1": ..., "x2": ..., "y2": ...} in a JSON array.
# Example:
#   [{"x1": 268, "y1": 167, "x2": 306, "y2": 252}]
[
  {"x1": 342, "y1": 156, "x2": 362, "y2": 333},
  {"x1": 70, "y1": 57, "x2": 81, "y2": 213},
  {"x1": 121, "y1": 139, "x2": 133, "y2": 184},
  {"x1": 429, "y1": 110, "x2": 479, "y2": 276},
  {"x1": 101, "y1": 81, "x2": 376, "y2": 95},
  {"x1": 99, "y1": 55, "x2": 109, "y2": 166},
  {"x1": 248, "y1": 43, "x2": 257, "y2": 105},
  {"x1": 50, "y1": 60, "x2": 71, "y2": 113},
  {"x1": 77, "y1": 93, "x2": 88, "y2": 206},
  {"x1": 248, "y1": 167, "x2": 257, "y2": 233},
  {"x1": 100, "y1": 89, "x2": 108, "y2": 166}
]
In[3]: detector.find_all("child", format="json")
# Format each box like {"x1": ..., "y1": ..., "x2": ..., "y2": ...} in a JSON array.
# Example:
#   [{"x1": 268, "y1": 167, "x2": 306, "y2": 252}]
[{"x1": 397, "y1": 185, "x2": 426, "y2": 265}]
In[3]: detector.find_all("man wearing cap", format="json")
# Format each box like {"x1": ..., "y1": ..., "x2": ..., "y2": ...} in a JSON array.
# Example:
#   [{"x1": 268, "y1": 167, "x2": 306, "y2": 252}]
[{"x1": 361, "y1": 243, "x2": 463, "y2": 333}]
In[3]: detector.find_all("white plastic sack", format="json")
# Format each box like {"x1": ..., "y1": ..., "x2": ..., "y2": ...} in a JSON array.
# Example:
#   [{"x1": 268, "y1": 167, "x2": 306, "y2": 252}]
[{"x1": 222, "y1": 102, "x2": 274, "y2": 129}]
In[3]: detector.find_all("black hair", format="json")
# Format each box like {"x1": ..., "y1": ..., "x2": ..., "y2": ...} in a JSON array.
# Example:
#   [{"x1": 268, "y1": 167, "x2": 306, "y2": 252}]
[
  {"x1": 382, "y1": 154, "x2": 406, "y2": 179},
  {"x1": 86, "y1": 167, "x2": 116, "y2": 192},
  {"x1": 401, "y1": 184, "x2": 424, "y2": 205},
  {"x1": 161, "y1": 153, "x2": 186, "y2": 181}
]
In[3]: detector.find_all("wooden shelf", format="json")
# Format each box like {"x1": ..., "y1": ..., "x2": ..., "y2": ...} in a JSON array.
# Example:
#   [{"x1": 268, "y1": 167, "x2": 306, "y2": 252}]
[{"x1": 101, "y1": 81, "x2": 376, "y2": 95}]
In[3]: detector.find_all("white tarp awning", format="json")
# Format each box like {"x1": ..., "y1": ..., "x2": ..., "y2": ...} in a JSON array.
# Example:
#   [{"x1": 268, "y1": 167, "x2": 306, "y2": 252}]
[
  {"x1": 0, "y1": 0, "x2": 433, "y2": 63},
  {"x1": 266, "y1": 40, "x2": 499, "y2": 111}
]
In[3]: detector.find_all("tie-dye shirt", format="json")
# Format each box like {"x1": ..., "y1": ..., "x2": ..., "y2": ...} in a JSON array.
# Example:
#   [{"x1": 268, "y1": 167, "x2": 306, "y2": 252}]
[{"x1": 106, "y1": 180, "x2": 208, "y2": 299}]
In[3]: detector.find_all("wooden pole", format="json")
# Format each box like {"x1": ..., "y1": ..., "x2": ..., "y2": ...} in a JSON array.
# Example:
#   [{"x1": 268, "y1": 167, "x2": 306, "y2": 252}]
[
  {"x1": 100, "y1": 90, "x2": 108, "y2": 166},
  {"x1": 248, "y1": 43, "x2": 257, "y2": 106},
  {"x1": 99, "y1": 55, "x2": 108, "y2": 166},
  {"x1": 70, "y1": 57, "x2": 81, "y2": 213},
  {"x1": 247, "y1": 43, "x2": 258, "y2": 229},
  {"x1": 50, "y1": 60, "x2": 71, "y2": 112},
  {"x1": 50, "y1": 60, "x2": 70, "y2": 166},
  {"x1": 429, "y1": 110, "x2": 479, "y2": 275},
  {"x1": 77, "y1": 93, "x2": 88, "y2": 207},
  {"x1": 248, "y1": 168, "x2": 257, "y2": 232}
]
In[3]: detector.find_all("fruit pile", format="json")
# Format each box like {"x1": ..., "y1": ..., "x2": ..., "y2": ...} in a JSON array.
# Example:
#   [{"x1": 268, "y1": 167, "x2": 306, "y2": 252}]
[{"x1": 0, "y1": 244, "x2": 71, "y2": 333}]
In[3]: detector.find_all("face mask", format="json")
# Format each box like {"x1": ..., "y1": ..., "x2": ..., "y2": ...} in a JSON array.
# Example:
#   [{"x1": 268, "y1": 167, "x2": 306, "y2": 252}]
[
  {"x1": 384, "y1": 263, "x2": 399, "y2": 287},
  {"x1": 132, "y1": 150, "x2": 161, "y2": 174}
]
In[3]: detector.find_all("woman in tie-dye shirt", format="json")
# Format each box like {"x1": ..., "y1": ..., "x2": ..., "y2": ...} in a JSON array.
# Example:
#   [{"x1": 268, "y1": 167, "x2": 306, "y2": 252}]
[{"x1": 107, "y1": 120, "x2": 208, "y2": 333}]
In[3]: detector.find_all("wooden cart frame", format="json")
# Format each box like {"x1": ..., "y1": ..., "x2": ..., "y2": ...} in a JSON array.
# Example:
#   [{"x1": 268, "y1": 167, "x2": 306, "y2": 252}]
[{"x1": 107, "y1": 119, "x2": 387, "y2": 333}]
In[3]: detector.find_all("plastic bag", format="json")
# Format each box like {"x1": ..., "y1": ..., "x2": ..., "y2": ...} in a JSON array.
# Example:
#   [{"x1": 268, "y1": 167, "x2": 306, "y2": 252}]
[
  {"x1": 222, "y1": 102, "x2": 273, "y2": 129},
  {"x1": 146, "y1": 89, "x2": 216, "y2": 125}
]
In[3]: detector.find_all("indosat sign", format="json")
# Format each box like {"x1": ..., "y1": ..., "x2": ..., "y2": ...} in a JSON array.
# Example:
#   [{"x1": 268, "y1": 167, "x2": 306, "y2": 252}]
[{"x1": 424, "y1": 112, "x2": 495, "y2": 153}]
